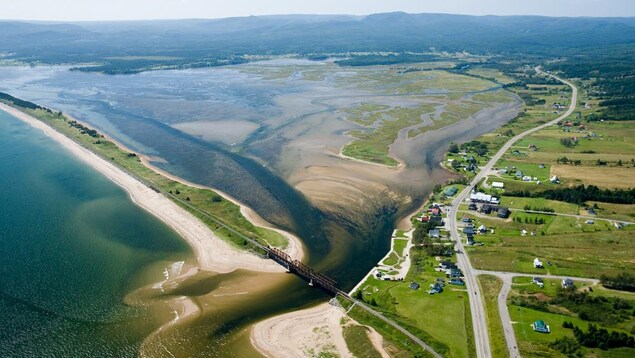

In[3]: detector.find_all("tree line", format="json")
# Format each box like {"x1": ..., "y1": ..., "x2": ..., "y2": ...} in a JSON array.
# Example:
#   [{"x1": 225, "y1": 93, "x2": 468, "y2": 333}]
[{"x1": 506, "y1": 184, "x2": 635, "y2": 205}]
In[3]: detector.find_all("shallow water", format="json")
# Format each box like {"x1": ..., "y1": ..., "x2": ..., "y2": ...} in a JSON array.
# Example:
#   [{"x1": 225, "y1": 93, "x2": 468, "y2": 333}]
[
  {"x1": 0, "y1": 61, "x2": 520, "y2": 355},
  {"x1": 0, "y1": 110, "x2": 193, "y2": 356}
]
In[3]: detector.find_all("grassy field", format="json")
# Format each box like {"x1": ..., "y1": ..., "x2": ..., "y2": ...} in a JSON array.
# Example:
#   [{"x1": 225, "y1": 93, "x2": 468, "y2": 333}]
[
  {"x1": 461, "y1": 210, "x2": 635, "y2": 277},
  {"x1": 342, "y1": 324, "x2": 383, "y2": 358},
  {"x1": 477, "y1": 275, "x2": 508, "y2": 358},
  {"x1": 352, "y1": 250, "x2": 475, "y2": 358},
  {"x1": 508, "y1": 276, "x2": 635, "y2": 358},
  {"x1": 17, "y1": 106, "x2": 287, "y2": 251}
]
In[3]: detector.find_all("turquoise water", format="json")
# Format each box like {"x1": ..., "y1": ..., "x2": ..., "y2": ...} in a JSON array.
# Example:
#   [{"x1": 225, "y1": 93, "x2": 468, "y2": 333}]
[{"x1": 0, "y1": 110, "x2": 192, "y2": 356}]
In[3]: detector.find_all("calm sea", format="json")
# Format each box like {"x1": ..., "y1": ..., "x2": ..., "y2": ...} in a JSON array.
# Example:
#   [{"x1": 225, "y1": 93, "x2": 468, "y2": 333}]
[{"x1": 0, "y1": 110, "x2": 192, "y2": 356}]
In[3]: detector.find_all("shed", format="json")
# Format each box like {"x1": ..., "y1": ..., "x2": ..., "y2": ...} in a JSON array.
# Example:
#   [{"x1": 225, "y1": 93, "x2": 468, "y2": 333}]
[
  {"x1": 409, "y1": 282, "x2": 420, "y2": 290},
  {"x1": 492, "y1": 181, "x2": 505, "y2": 188},
  {"x1": 532, "y1": 320, "x2": 551, "y2": 333},
  {"x1": 498, "y1": 207, "x2": 511, "y2": 218}
]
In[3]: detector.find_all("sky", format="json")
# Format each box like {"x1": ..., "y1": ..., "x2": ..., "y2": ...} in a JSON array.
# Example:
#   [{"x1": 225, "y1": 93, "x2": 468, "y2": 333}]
[{"x1": 2, "y1": 0, "x2": 634, "y2": 21}]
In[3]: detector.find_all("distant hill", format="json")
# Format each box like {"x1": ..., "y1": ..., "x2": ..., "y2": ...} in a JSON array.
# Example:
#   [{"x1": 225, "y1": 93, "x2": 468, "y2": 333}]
[{"x1": 1, "y1": 12, "x2": 634, "y2": 72}]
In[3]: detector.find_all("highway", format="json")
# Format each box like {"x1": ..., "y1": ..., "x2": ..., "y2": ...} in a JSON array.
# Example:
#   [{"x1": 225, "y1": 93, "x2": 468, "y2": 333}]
[{"x1": 447, "y1": 68, "x2": 577, "y2": 358}]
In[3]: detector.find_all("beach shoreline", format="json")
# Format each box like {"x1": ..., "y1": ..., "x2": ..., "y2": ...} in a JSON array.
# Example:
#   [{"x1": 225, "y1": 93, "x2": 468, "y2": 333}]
[{"x1": 0, "y1": 103, "x2": 302, "y2": 273}]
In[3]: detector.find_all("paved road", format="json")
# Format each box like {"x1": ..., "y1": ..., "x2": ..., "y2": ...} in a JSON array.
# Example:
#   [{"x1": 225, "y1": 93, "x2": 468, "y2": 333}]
[{"x1": 448, "y1": 68, "x2": 577, "y2": 358}]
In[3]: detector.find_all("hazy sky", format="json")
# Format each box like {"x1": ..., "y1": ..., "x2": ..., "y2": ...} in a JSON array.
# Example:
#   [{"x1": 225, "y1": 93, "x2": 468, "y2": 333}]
[{"x1": 2, "y1": 0, "x2": 634, "y2": 21}]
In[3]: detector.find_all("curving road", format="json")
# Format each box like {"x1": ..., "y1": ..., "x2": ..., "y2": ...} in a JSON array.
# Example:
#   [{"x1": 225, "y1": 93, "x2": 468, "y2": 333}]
[{"x1": 448, "y1": 68, "x2": 577, "y2": 358}]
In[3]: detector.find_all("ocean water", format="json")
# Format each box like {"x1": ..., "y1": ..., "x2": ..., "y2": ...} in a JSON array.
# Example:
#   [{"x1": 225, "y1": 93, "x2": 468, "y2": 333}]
[{"x1": 0, "y1": 110, "x2": 192, "y2": 356}]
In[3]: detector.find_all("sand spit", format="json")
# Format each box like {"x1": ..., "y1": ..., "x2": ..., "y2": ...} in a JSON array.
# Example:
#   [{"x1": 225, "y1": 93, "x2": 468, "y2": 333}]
[
  {"x1": 251, "y1": 303, "x2": 352, "y2": 358},
  {"x1": 0, "y1": 103, "x2": 300, "y2": 273}
]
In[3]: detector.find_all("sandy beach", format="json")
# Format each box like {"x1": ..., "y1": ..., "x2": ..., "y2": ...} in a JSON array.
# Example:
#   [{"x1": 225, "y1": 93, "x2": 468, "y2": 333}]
[{"x1": 0, "y1": 103, "x2": 302, "y2": 273}]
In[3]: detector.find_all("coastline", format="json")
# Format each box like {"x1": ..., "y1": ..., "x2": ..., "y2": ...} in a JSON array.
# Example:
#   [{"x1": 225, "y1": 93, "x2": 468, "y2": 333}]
[{"x1": 0, "y1": 102, "x2": 301, "y2": 273}]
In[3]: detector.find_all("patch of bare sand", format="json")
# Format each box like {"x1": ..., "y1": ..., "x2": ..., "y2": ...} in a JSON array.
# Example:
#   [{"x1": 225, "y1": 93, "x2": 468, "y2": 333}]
[{"x1": 250, "y1": 303, "x2": 352, "y2": 358}]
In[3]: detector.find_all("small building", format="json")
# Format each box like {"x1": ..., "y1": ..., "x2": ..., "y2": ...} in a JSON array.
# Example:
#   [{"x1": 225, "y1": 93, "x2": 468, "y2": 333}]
[
  {"x1": 428, "y1": 283, "x2": 443, "y2": 294},
  {"x1": 409, "y1": 281, "x2": 420, "y2": 290},
  {"x1": 428, "y1": 229, "x2": 441, "y2": 238},
  {"x1": 498, "y1": 207, "x2": 511, "y2": 218},
  {"x1": 468, "y1": 203, "x2": 478, "y2": 211},
  {"x1": 439, "y1": 261, "x2": 457, "y2": 270},
  {"x1": 478, "y1": 224, "x2": 487, "y2": 233},
  {"x1": 585, "y1": 220, "x2": 594, "y2": 224},
  {"x1": 533, "y1": 258, "x2": 544, "y2": 268},
  {"x1": 539, "y1": 163, "x2": 546, "y2": 169},
  {"x1": 588, "y1": 208, "x2": 596, "y2": 215},
  {"x1": 449, "y1": 268, "x2": 463, "y2": 277},
  {"x1": 481, "y1": 204, "x2": 493, "y2": 214},
  {"x1": 532, "y1": 277, "x2": 544, "y2": 288},
  {"x1": 532, "y1": 320, "x2": 551, "y2": 333},
  {"x1": 449, "y1": 278, "x2": 465, "y2": 286},
  {"x1": 463, "y1": 227, "x2": 475, "y2": 235},
  {"x1": 419, "y1": 215, "x2": 430, "y2": 222},
  {"x1": 492, "y1": 181, "x2": 504, "y2": 189},
  {"x1": 550, "y1": 175, "x2": 560, "y2": 184},
  {"x1": 462, "y1": 215, "x2": 472, "y2": 223},
  {"x1": 562, "y1": 278, "x2": 575, "y2": 289}
]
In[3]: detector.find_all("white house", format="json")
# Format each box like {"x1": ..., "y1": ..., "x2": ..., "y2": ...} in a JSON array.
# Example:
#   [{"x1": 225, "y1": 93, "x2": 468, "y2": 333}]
[
  {"x1": 492, "y1": 181, "x2": 504, "y2": 189},
  {"x1": 533, "y1": 258, "x2": 544, "y2": 268}
]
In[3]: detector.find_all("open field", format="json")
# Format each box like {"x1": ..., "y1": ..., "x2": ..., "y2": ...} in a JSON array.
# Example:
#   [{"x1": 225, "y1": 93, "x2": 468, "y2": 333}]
[
  {"x1": 477, "y1": 275, "x2": 508, "y2": 358},
  {"x1": 508, "y1": 276, "x2": 635, "y2": 358},
  {"x1": 17, "y1": 106, "x2": 288, "y2": 251},
  {"x1": 352, "y1": 250, "x2": 474, "y2": 358},
  {"x1": 462, "y1": 210, "x2": 635, "y2": 277}
]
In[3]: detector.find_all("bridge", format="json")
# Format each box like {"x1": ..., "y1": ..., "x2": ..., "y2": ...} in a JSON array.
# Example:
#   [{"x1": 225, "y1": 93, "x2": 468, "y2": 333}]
[{"x1": 266, "y1": 247, "x2": 343, "y2": 296}]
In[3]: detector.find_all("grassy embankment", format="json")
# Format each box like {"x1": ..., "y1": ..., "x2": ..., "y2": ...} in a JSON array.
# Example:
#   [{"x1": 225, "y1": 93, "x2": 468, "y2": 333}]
[
  {"x1": 3, "y1": 101, "x2": 287, "y2": 252},
  {"x1": 477, "y1": 275, "x2": 509, "y2": 358},
  {"x1": 340, "y1": 68, "x2": 517, "y2": 166},
  {"x1": 507, "y1": 277, "x2": 635, "y2": 357}
]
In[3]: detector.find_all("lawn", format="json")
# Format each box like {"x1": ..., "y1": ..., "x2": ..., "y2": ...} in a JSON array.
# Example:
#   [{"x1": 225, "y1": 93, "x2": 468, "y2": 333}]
[
  {"x1": 393, "y1": 239, "x2": 409, "y2": 257},
  {"x1": 498, "y1": 197, "x2": 580, "y2": 215},
  {"x1": 477, "y1": 275, "x2": 508, "y2": 358}
]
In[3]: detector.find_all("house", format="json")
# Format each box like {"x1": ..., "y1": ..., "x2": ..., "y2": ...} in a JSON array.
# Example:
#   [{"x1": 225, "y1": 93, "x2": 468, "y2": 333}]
[
  {"x1": 463, "y1": 227, "x2": 475, "y2": 235},
  {"x1": 515, "y1": 170, "x2": 523, "y2": 178},
  {"x1": 449, "y1": 269, "x2": 463, "y2": 277},
  {"x1": 467, "y1": 236, "x2": 475, "y2": 246},
  {"x1": 522, "y1": 175, "x2": 532, "y2": 182},
  {"x1": 533, "y1": 258, "x2": 544, "y2": 268},
  {"x1": 468, "y1": 203, "x2": 478, "y2": 211},
  {"x1": 449, "y1": 278, "x2": 465, "y2": 286},
  {"x1": 532, "y1": 320, "x2": 551, "y2": 333},
  {"x1": 480, "y1": 204, "x2": 493, "y2": 214},
  {"x1": 428, "y1": 283, "x2": 443, "y2": 294},
  {"x1": 498, "y1": 207, "x2": 511, "y2": 218},
  {"x1": 478, "y1": 225, "x2": 487, "y2": 233},
  {"x1": 409, "y1": 281, "x2": 420, "y2": 290},
  {"x1": 374, "y1": 270, "x2": 382, "y2": 279},
  {"x1": 532, "y1": 277, "x2": 544, "y2": 288},
  {"x1": 462, "y1": 216, "x2": 472, "y2": 223},
  {"x1": 562, "y1": 278, "x2": 575, "y2": 289},
  {"x1": 428, "y1": 229, "x2": 441, "y2": 238},
  {"x1": 439, "y1": 261, "x2": 457, "y2": 270},
  {"x1": 550, "y1": 175, "x2": 560, "y2": 184},
  {"x1": 588, "y1": 208, "x2": 596, "y2": 215},
  {"x1": 430, "y1": 206, "x2": 442, "y2": 216},
  {"x1": 492, "y1": 181, "x2": 505, "y2": 189}
]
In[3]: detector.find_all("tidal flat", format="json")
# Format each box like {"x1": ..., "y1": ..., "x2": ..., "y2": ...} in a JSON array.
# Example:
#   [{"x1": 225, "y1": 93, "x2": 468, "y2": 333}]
[{"x1": 0, "y1": 59, "x2": 521, "y2": 355}]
